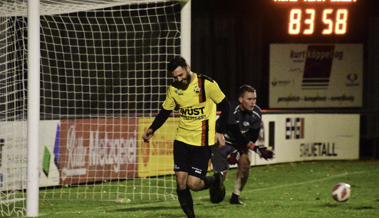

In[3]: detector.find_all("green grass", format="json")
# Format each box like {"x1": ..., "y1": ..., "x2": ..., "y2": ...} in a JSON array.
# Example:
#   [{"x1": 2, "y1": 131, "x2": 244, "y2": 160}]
[{"x1": 19, "y1": 160, "x2": 379, "y2": 217}]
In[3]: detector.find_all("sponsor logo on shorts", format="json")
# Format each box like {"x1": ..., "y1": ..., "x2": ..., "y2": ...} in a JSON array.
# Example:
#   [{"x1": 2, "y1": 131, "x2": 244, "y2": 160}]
[{"x1": 192, "y1": 167, "x2": 202, "y2": 175}]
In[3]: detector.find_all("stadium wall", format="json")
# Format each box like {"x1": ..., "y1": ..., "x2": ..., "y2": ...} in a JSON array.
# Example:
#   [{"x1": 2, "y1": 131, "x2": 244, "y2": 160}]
[{"x1": 0, "y1": 114, "x2": 359, "y2": 189}]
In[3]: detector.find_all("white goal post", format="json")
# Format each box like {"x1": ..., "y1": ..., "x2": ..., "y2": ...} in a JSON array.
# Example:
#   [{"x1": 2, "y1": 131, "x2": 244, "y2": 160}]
[{"x1": 0, "y1": 0, "x2": 190, "y2": 216}]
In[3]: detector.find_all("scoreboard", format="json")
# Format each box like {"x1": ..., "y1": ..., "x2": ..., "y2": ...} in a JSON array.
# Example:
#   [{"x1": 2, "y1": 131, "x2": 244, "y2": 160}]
[
  {"x1": 266, "y1": 0, "x2": 365, "y2": 43},
  {"x1": 266, "y1": 0, "x2": 365, "y2": 108}
]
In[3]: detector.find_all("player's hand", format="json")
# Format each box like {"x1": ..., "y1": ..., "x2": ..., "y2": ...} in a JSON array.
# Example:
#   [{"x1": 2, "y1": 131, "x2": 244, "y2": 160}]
[
  {"x1": 227, "y1": 152, "x2": 238, "y2": 165},
  {"x1": 215, "y1": 133, "x2": 225, "y2": 147},
  {"x1": 255, "y1": 147, "x2": 274, "y2": 160},
  {"x1": 142, "y1": 128, "x2": 154, "y2": 143}
]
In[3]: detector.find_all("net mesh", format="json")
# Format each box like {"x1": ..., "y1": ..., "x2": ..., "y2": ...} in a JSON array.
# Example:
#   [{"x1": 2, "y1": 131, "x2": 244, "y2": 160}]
[{"x1": 0, "y1": 0, "x2": 185, "y2": 216}]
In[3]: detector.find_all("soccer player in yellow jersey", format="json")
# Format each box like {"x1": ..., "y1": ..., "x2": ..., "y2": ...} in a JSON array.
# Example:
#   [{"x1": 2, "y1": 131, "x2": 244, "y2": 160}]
[{"x1": 142, "y1": 57, "x2": 231, "y2": 218}]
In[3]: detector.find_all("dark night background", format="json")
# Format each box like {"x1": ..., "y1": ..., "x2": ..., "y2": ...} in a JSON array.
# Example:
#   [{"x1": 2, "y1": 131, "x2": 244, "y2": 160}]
[
  {"x1": 190, "y1": 0, "x2": 379, "y2": 158},
  {"x1": 1, "y1": 0, "x2": 377, "y2": 159}
]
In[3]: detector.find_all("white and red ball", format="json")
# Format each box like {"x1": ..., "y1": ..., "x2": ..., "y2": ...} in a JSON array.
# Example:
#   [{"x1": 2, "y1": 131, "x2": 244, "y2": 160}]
[{"x1": 332, "y1": 183, "x2": 351, "y2": 202}]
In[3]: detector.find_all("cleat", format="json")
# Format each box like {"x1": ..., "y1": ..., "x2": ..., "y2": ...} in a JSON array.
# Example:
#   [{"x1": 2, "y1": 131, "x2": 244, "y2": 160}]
[
  {"x1": 209, "y1": 172, "x2": 226, "y2": 203},
  {"x1": 230, "y1": 193, "x2": 243, "y2": 205}
]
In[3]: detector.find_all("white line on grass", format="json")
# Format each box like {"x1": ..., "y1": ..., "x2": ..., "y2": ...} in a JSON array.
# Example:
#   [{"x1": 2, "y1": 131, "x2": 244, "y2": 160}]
[
  {"x1": 243, "y1": 171, "x2": 359, "y2": 193},
  {"x1": 39, "y1": 170, "x2": 370, "y2": 216}
]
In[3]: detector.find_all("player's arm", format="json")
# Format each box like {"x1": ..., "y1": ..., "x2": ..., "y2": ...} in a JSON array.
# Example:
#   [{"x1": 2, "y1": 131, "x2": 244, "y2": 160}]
[
  {"x1": 223, "y1": 124, "x2": 253, "y2": 165},
  {"x1": 245, "y1": 127, "x2": 274, "y2": 160},
  {"x1": 142, "y1": 108, "x2": 172, "y2": 143},
  {"x1": 226, "y1": 124, "x2": 251, "y2": 147},
  {"x1": 246, "y1": 128, "x2": 259, "y2": 143},
  {"x1": 143, "y1": 85, "x2": 175, "y2": 143},
  {"x1": 227, "y1": 124, "x2": 273, "y2": 160},
  {"x1": 204, "y1": 77, "x2": 230, "y2": 146},
  {"x1": 215, "y1": 97, "x2": 230, "y2": 147}
]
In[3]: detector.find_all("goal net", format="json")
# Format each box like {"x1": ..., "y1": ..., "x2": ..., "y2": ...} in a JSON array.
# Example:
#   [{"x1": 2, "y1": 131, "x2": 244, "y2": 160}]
[{"x1": 0, "y1": 0, "x2": 188, "y2": 216}]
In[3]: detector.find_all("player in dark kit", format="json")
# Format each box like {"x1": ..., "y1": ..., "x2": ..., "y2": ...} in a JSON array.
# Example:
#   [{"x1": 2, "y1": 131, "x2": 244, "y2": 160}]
[
  {"x1": 142, "y1": 57, "x2": 230, "y2": 218},
  {"x1": 211, "y1": 85, "x2": 274, "y2": 204}
]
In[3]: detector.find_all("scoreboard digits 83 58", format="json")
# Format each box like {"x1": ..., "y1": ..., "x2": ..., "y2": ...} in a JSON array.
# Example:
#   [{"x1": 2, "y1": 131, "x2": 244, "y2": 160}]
[{"x1": 269, "y1": 0, "x2": 364, "y2": 43}]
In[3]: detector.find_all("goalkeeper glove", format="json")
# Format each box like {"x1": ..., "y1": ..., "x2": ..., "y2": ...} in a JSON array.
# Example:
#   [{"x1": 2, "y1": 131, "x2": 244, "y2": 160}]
[
  {"x1": 249, "y1": 143, "x2": 274, "y2": 160},
  {"x1": 227, "y1": 152, "x2": 238, "y2": 165}
]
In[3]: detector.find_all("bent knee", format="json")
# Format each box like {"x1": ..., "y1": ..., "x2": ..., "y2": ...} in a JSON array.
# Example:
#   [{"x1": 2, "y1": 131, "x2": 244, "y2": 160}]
[
  {"x1": 186, "y1": 178, "x2": 204, "y2": 191},
  {"x1": 239, "y1": 161, "x2": 251, "y2": 173},
  {"x1": 187, "y1": 182, "x2": 203, "y2": 191},
  {"x1": 240, "y1": 166, "x2": 250, "y2": 173}
]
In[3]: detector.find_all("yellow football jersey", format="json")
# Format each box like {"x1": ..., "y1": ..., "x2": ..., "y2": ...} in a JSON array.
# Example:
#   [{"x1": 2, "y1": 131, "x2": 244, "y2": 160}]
[{"x1": 162, "y1": 73, "x2": 225, "y2": 146}]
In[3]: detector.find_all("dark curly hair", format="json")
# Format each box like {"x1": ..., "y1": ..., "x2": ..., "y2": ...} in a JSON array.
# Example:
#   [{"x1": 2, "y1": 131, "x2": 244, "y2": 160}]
[{"x1": 167, "y1": 56, "x2": 188, "y2": 74}]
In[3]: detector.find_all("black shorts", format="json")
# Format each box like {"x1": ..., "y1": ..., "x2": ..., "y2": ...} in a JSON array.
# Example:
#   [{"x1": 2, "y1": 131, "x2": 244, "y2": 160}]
[{"x1": 174, "y1": 140, "x2": 212, "y2": 178}]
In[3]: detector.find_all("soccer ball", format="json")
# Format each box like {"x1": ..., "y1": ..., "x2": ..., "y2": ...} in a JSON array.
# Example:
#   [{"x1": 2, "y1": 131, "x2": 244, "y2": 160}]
[{"x1": 332, "y1": 183, "x2": 351, "y2": 202}]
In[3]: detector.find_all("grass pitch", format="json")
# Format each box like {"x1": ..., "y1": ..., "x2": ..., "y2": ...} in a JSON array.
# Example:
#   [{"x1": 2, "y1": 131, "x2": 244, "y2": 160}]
[{"x1": 26, "y1": 160, "x2": 379, "y2": 217}]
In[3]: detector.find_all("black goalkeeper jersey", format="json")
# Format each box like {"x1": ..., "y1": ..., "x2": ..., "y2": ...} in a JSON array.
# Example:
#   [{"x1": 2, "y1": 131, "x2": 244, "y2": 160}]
[{"x1": 222, "y1": 102, "x2": 262, "y2": 146}]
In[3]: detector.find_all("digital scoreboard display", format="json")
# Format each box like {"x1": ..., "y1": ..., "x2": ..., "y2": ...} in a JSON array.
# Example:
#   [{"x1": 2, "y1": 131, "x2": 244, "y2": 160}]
[
  {"x1": 267, "y1": 1, "x2": 365, "y2": 108},
  {"x1": 268, "y1": 0, "x2": 364, "y2": 43}
]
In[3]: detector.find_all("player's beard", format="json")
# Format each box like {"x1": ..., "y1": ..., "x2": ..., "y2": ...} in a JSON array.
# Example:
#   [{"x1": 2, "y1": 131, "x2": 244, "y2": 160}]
[{"x1": 175, "y1": 70, "x2": 191, "y2": 90}]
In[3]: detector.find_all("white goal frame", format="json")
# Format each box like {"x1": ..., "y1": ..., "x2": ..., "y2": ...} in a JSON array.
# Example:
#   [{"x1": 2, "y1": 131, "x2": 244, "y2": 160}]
[{"x1": 27, "y1": 1, "x2": 41, "y2": 216}]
